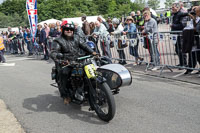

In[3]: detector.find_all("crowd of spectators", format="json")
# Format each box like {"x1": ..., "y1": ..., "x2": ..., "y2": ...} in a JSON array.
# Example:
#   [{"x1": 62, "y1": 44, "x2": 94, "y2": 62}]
[
  {"x1": 0, "y1": 1, "x2": 199, "y2": 77},
  {"x1": 0, "y1": 21, "x2": 62, "y2": 61}
]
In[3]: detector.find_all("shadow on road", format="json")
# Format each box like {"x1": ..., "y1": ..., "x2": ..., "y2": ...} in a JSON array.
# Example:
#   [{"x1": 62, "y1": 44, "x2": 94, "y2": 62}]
[
  {"x1": 26, "y1": 56, "x2": 54, "y2": 64},
  {"x1": 23, "y1": 94, "x2": 107, "y2": 125}
]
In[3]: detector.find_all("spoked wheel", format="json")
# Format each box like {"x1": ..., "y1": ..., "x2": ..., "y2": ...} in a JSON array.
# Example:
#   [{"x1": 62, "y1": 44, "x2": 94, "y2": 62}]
[{"x1": 89, "y1": 82, "x2": 116, "y2": 122}]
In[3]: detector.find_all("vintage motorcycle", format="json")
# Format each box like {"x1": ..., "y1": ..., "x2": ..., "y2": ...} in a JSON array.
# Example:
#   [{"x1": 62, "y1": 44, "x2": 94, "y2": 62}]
[{"x1": 51, "y1": 54, "x2": 132, "y2": 122}]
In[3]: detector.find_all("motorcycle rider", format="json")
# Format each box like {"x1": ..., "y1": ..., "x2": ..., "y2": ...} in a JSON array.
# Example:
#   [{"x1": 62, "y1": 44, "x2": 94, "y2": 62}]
[{"x1": 50, "y1": 21, "x2": 97, "y2": 104}]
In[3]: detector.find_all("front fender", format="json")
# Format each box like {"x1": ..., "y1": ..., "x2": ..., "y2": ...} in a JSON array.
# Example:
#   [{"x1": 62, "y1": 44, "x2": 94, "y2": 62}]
[{"x1": 95, "y1": 76, "x2": 107, "y2": 84}]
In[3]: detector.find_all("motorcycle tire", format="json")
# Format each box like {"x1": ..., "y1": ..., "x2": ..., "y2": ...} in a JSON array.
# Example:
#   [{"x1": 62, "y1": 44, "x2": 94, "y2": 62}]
[{"x1": 89, "y1": 82, "x2": 116, "y2": 122}]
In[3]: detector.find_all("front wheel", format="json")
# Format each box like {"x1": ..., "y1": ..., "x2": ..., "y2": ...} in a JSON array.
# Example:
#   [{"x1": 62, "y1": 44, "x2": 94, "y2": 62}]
[{"x1": 89, "y1": 82, "x2": 116, "y2": 122}]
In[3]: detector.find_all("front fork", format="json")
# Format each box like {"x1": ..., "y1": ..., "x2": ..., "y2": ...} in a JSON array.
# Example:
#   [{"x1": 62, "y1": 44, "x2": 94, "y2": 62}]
[{"x1": 86, "y1": 76, "x2": 106, "y2": 100}]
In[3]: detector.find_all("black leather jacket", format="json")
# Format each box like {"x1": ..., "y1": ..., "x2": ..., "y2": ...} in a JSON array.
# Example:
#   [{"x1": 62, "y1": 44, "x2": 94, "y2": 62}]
[
  {"x1": 50, "y1": 34, "x2": 94, "y2": 62},
  {"x1": 171, "y1": 10, "x2": 188, "y2": 31}
]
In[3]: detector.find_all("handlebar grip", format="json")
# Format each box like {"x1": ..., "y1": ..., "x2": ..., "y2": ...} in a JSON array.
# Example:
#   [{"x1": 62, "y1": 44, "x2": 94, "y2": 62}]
[{"x1": 77, "y1": 55, "x2": 93, "y2": 60}]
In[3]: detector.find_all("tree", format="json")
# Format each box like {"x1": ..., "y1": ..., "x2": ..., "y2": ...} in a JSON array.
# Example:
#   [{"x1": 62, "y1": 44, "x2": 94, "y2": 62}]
[
  {"x1": 107, "y1": 0, "x2": 117, "y2": 14},
  {"x1": 164, "y1": 0, "x2": 175, "y2": 9},
  {"x1": 147, "y1": 0, "x2": 160, "y2": 10},
  {"x1": 115, "y1": 0, "x2": 131, "y2": 5},
  {"x1": 0, "y1": 0, "x2": 25, "y2": 16},
  {"x1": 131, "y1": 0, "x2": 145, "y2": 11},
  {"x1": 0, "y1": 12, "x2": 27, "y2": 28},
  {"x1": 0, "y1": 0, "x2": 145, "y2": 27},
  {"x1": 0, "y1": 12, "x2": 11, "y2": 28},
  {"x1": 93, "y1": 0, "x2": 110, "y2": 15}
]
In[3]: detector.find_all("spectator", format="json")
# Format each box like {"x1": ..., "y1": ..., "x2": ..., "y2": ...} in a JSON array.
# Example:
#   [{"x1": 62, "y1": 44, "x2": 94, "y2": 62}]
[
  {"x1": 8, "y1": 31, "x2": 16, "y2": 54},
  {"x1": 142, "y1": 10, "x2": 160, "y2": 69},
  {"x1": 55, "y1": 21, "x2": 61, "y2": 30},
  {"x1": 0, "y1": 34, "x2": 6, "y2": 63},
  {"x1": 16, "y1": 31, "x2": 24, "y2": 54},
  {"x1": 12, "y1": 31, "x2": 18, "y2": 54},
  {"x1": 92, "y1": 21, "x2": 111, "y2": 58},
  {"x1": 184, "y1": 6, "x2": 200, "y2": 75},
  {"x1": 107, "y1": 17, "x2": 114, "y2": 33},
  {"x1": 38, "y1": 24, "x2": 48, "y2": 60},
  {"x1": 19, "y1": 26, "x2": 25, "y2": 54},
  {"x1": 55, "y1": 26, "x2": 61, "y2": 37},
  {"x1": 36, "y1": 25, "x2": 41, "y2": 38},
  {"x1": 111, "y1": 18, "x2": 127, "y2": 65},
  {"x1": 44, "y1": 23, "x2": 50, "y2": 38},
  {"x1": 8, "y1": 27, "x2": 11, "y2": 32},
  {"x1": 165, "y1": 10, "x2": 171, "y2": 24},
  {"x1": 171, "y1": 3, "x2": 188, "y2": 67},
  {"x1": 159, "y1": 13, "x2": 164, "y2": 24},
  {"x1": 88, "y1": 22, "x2": 98, "y2": 50},
  {"x1": 74, "y1": 22, "x2": 85, "y2": 38},
  {"x1": 74, "y1": 21, "x2": 88, "y2": 56},
  {"x1": 179, "y1": 1, "x2": 188, "y2": 28},
  {"x1": 26, "y1": 29, "x2": 33, "y2": 56},
  {"x1": 136, "y1": 10, "x2": 145, "y2": 32},
  {"x1": 81, "y1": 15, "x2": 91, "y2": 36},
  {"x1": 130, "y1": 11, "x2": 137, "y2": 22},
  {"x1": 123, "y1": 16, "x2": 143, "y2": 65},
  {"x1": 49, "y1": 23, "x2": 57, "y2": 50},
  {"x1": 179, "y1": 1, "x2": 187, "y2": 13},
  {"x1": 49, "y1": 23, "x2": 57, "y2": 37},
  {"x1": 89, "y1": 22, "x2": 95, "y2": 34},
  {"x1": 143, "y1": 7, "x2": 158, "y2": 23},
  {"x1": 97, "y1": 15, "x2": 109, "y2": 30},
  {"x1": 36, "y1": 25, "x2": 42, "y2": 52},
  {"x1": 2, "y1": 31, "x2": 8, "y2": 52}
]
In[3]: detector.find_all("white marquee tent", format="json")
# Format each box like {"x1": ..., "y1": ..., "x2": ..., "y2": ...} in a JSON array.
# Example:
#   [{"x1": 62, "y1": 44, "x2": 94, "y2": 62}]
[
  {"x1": 38, "y1": 18, "x2": 62, "y2": 26},
  {"x1": 62, "y1": 16, "x2": 105, "y2": 27},
  {"x1": 0, "y1": 16, "x2": 106, "y2": 32},
  {"x1": 0, "y1": 27, "x2": 19, "y2": 32},
  {"x1": 150, "y1": 8, "x2": 157, "y2": 17}
]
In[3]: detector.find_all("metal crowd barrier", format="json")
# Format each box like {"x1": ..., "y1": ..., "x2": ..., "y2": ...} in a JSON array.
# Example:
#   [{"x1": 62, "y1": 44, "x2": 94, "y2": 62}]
[
  {"x1": 96, "y1": 31, "x2": 200, "y2": 75},
  {"x1": 153, "y1": 31, "x2": 200, "y2": 75},
  {"x1": 110, "y1": 33, "x2": 153, "y2": 66},
  {"x1": 96, "y1": 33, "x2": 156, "y2": 71}
]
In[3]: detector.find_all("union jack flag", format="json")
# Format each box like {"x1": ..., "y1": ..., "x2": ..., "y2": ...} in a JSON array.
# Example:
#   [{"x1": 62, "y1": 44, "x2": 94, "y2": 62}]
[{"x1": 26, "y1": 0, "x2": 37, "y2": 41}]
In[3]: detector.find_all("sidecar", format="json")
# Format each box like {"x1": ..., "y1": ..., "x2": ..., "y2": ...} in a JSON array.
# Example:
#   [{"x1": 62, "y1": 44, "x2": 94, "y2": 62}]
[{"x1": 97, "y1": 64, "x2": 132, "y2": 94}]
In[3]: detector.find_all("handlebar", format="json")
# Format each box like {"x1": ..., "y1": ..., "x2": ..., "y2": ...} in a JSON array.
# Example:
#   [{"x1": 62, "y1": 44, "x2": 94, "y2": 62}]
[{"x1": 76, "y1": 55, "x2": 93, "y2": 61}]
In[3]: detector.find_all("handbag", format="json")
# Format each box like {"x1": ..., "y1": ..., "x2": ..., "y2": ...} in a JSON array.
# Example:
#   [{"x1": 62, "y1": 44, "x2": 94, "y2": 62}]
[
  {"x1": 110, "y1": 41, "x2": 114, "y2": 48},
  {"x1": 118, "y1": 35, "x2": 128, "y2": 49},
  {"x1": 143, "y1": 36, "x2": 151, "y2": 49},
  {"x1": 110, "y1": 36, "x2": 114, "y2": 48}
]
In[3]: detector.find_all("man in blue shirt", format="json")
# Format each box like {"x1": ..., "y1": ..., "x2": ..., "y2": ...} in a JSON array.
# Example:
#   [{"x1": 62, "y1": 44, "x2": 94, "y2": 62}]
[{"x1": 24, "y1": 27, "x2": 33, "y2": 56}]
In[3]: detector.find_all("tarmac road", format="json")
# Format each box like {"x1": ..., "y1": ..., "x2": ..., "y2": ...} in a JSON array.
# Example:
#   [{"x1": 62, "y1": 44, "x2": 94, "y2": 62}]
[{"x1": 0, "y1": 55, "x2": 200, "y2": 133}]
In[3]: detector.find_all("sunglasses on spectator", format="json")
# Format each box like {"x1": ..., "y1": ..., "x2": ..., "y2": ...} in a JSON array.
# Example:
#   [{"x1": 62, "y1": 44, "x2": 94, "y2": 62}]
[{"x1": 64, "y1": 28, "x2": 74, "y2": 31}]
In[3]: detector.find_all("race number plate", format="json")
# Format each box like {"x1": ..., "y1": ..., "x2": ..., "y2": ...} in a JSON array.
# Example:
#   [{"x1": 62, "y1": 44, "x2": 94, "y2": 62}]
[{"x1": 84, "y1": 64, "x2": 96, "y2": 79}]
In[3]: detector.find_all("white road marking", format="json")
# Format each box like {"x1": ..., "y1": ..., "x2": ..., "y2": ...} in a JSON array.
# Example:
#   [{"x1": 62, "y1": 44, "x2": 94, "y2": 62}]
[
  {"x1": 0, "y1": 63, "x2": 15, "y2": 66},
  {"x1": 0, "y1": 57, "x2": 34, "y2": 67},
  {"x1": 6, "y1": 57, "x2": 32, "y2": 62}
]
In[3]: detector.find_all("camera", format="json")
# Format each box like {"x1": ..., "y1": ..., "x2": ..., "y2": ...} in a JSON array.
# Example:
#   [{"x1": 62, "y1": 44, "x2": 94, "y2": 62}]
[{"x1": 188, "y1": 7, "x2": 196, "y2": 15}]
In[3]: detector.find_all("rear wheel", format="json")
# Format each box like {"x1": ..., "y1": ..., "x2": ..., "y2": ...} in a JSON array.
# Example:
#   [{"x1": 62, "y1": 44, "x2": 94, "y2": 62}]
[{"x1": 89, "y1": 82, "x2": 116, "y2": 122}]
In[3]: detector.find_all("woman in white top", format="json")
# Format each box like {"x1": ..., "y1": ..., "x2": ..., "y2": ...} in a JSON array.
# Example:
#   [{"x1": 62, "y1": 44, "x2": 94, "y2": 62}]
[{"x1": 110, "y1": 18, "x2": 127, "y2": 65}]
